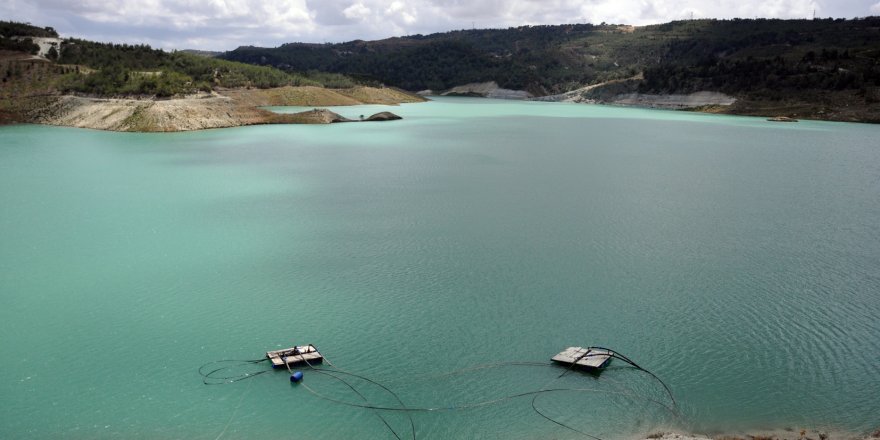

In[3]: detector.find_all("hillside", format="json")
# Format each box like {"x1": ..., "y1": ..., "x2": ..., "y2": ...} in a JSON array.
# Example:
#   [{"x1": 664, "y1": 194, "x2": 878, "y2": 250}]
[
  {"x1": 4, "y1": 18, "x2": 879, "y2": 124},
  {"x1": 222, "y1": 18, "x2": 880, "y2": 122},
  {"x1": 0, "y1": 20, "x2": 424, "y2": 131},
  {"x1": 1, "y1": 19, "x2": 385, "y2": 98}
]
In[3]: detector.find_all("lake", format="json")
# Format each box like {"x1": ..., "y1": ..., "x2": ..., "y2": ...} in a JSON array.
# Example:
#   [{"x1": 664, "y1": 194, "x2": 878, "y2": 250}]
[{"x1": 1, "y1": 97, "x2": 879, "y2": 439}]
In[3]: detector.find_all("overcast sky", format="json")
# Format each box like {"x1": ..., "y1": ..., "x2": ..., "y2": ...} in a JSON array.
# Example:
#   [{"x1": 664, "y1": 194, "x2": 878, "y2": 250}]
[{"x1": 2, "y1": 0, "x2": 878, "y2": 51}]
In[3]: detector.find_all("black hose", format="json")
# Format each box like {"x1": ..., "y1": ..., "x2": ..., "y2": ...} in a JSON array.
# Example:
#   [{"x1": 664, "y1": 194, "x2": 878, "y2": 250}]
[
  {"x1": 198, "y1": 348, "x2": 679, "y2": 440},
  {"x1": 297, "y1": 382, "x2": 672, "y2": 413},
  {"x1": 587, "y1": 346, "x2": 677, "y2": 410},
  {"x1": 199, "y1": 358, "x2": 271, "y2": 385},
  {"x1": 531, "y1": 392, "x2": 604, "y2": 440},
  {"x1": 294, "y1": 352, "x2": 415, "y2": 440},
  {"x1": 310, "y1": 369, "x2": 404, "y2": 440},
  {"x1": 537, "y1": 349, "x2": 607, "y2": 438},
  {"x1": 535, "y1": 346, "x2": 677, "y2": 439}
]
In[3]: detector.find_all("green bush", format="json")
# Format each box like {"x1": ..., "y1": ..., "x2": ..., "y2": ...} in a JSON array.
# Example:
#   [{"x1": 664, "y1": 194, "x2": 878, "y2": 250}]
[
  {"x1": 0, "y1": 21, "x2": 58, "y2": 38},
  {"x1": 0, "y1": 37, "x2": 39, "y2": 54}
]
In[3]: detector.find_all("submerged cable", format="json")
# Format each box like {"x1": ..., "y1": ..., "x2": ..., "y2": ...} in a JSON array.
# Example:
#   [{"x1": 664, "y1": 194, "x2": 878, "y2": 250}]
[
  {"x1": 199, "y1": 358, "x2": 271, "y2": 385},
  {"x1": 531, "y1": 392, "x2": 604, "y2": 440},
  {"x1": 588, "y1": 346, "x2": 677, "y2": 410},
  {"x1": 298, "y1": 381, "x2": 672, "y2": 414},
  {"x1": 294, "y1": 352, "x2": 415, "y2": 440},
  {"x1": 213, "y1": 374, "x2": 254, "y2": 440},
  {"x1": 198, "y1": 348, "x2": 679, "y2": 440},
  {"x1": 534, "y1": 349, "x2": 614, "y2": 439}
]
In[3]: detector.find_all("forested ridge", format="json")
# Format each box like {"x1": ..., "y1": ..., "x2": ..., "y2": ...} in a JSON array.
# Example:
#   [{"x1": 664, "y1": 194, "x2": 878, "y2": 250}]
[
  {"x1": 3, "y1": 18, "x2": 880, "y2": 122},
  {"x1": 223, "y1": 23, "x2": 618, "y2": 93},
  {"x1": 638, "y1": 19, "x2": 880, "y2": 101},
  {"x1": 221, "y1": 17, "x2": 880, "y2": 100}
]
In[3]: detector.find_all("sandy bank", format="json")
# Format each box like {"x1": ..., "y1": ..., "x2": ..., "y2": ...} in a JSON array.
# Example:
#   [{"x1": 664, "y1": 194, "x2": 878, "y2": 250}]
[
  {"x1": 28, "y1": 94, "x2": 268, "y2": 132},
  {"x1": 530, "y1": 75, "x2": 644, "y2": 103},
  {"x1": 335, "y1": 86, "x2": 427, "y2": 105},
  {"x1": 451, "y1": 75, "x2": 739, "y2": 112},
  {"x1": 611, "y1": 92, "x2": 737, "y2": 109},
  {"x1": 439, "y1": 81, "x2": 533, "y2": 99},
  {"x1": 639, "y1": 428, "x2": 879, "y2": 440},
  {"x1": 21, "y1": 86, "x2": 423, "y2": 132},
  {"x1": 220, "y1": 85, "x2": 426, "y2": 107},
  {"x1": 531, "y1": 76, "x2": 736, "y2": 110}
]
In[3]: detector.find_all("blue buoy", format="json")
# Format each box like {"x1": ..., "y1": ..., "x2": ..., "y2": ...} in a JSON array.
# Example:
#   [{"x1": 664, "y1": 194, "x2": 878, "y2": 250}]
[{"x1": 290, "y1": 371, "x2": 304, "y2": 383}]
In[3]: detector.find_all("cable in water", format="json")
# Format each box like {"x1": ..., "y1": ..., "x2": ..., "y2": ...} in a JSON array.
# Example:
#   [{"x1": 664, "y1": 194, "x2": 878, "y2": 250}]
[
  {"x1": 199, "y1": 358, "x2": 271, "y2": 385},
  {"x1": 291, "y1": 352, "x2": 414, "y2": 440},
  {"x1": 198, "y1": 347, "x2": 679, "y2": 440}
]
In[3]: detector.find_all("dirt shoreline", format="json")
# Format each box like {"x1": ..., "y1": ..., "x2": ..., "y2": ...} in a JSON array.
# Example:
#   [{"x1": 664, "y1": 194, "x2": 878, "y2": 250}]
[
  {"x1": 446, "y1": 75, "x2": 879, "y2": 123},
  {"x1": 6, "y1": 81, "x2": 878, "y2": 130},
  {"x1": 639, "y1": 428, "x2": 880, "y2": 440},
  {"x1": 6, "y1": 86, "x2": 425, "y2": 132}
]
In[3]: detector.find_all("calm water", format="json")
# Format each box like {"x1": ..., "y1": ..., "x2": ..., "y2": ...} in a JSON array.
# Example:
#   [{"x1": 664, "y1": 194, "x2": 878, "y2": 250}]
[{"x1": 1, "y1": 98, "x2": 879, "y2": 439}]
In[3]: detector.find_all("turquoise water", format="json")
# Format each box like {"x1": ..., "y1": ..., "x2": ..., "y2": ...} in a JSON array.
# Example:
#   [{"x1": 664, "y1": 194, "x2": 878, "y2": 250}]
[{"x1": 1, "y1": 97, "x2": 879, "y2": 439}]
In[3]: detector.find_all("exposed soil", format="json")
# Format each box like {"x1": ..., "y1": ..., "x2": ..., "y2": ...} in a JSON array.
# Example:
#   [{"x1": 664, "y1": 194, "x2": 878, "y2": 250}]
[{"x1": 8, "y1": 86, "x2": 422, "y2": 132}]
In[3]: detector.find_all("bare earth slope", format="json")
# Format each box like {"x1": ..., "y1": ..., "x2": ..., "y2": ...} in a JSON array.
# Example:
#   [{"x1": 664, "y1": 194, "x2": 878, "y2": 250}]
[
  {"x1": 22, "y1": 87, "x2": 425, "y2": 132},
  {"x1": 30, "y1": 94, "x2": 265, "y2": 131}
]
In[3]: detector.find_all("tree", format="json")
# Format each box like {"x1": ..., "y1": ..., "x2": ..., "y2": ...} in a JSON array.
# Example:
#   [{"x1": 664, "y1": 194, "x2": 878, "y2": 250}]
[{"x1": 46, "y1": 45, "x2": 58, "y2": 61}]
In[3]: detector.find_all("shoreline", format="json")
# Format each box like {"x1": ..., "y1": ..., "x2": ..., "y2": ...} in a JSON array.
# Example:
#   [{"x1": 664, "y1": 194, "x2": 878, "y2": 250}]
[
  {"x1": 637, "y1": 428, "x2": 880, "y2": 440},
  {"x1": 427, "y1": 78, "x2": 879, "y2": 124},
  {"x1": 2, "y1": 86, "x2": 425, "y2": 132},
  {"x1": 4, "y1": 85, "x2": 879, "y2": 132}
]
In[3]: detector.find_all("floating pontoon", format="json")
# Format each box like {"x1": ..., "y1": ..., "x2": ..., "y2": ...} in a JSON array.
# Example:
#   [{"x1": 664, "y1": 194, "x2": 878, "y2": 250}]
[
  {"x1": 266, "y1": 344, "x2": 323, "y2": 368},
  {"x1": 551, "y1": 347, "x2": 612, "y2": 369}
]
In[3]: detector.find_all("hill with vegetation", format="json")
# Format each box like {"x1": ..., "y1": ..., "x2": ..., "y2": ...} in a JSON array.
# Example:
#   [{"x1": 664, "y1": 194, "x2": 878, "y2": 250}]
[
  {"x1": 0, "y1": 21, "x2": 58, "y2": 53},
  {"x1": 1, "y1": 19, "x2": 371, "y2": 99},
  {"x1": 222, "y1": 18, "x2": 880, "y2": 122},
  {"x1": 0, "y1": 20, "x2": 424, "y2": 130},
  {"x1": 55, "y1": 39, "x2": 365, "y2": 97}
]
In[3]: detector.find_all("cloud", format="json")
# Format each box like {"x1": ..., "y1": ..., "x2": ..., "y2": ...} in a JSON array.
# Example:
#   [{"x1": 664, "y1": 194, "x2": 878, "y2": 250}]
[
  {"x1": 305, "y1": 0, "x2": 354, "y2": 26},
  {"x1": 1, "y1": 0, "x2": 317, "y2": 49},
  {"x1": 386, "y1": 1, "x2": 418, "y2": 24},
  {"x1": 0, "y1": 0, "x2": 871, "y2": 51},
  {"x1": 343, "y1": 2, "x2": 372, "y2": 21}
]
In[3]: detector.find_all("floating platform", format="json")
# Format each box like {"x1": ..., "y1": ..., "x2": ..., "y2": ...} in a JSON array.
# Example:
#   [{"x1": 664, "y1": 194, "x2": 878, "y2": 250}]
[
  {"x1": 266, "y1": 344, "x2": 323, "y2": 368},
  {"x1": 551, "y1": 347, "x2": 612, "y2": 369}
]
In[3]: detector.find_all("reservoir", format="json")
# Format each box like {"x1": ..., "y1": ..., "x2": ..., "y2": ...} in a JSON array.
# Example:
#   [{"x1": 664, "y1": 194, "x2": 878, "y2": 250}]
[{"x1": 1, "y1": 97, "x2": 879, "y2": 439}]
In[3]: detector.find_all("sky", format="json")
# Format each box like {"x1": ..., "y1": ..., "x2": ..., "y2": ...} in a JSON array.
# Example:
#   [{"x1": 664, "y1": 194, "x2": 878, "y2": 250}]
[{"x1": 2, "y1": 0, "x2": 878, "y2": 51}]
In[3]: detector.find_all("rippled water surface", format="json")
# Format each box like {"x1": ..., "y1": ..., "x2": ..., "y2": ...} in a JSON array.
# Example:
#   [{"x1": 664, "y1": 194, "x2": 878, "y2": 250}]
[{"x1": 2, "y1": 98, "x2": 879, "y2": 439}]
